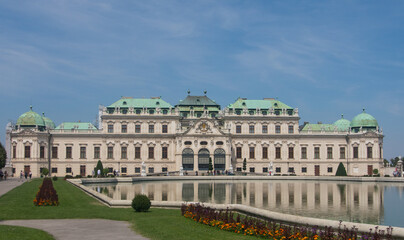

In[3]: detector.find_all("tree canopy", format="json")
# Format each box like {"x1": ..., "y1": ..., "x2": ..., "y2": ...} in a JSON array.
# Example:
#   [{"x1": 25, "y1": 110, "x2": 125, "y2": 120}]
[{"x1": 0, "y1": 142, "x2": 6, "y2": 169}]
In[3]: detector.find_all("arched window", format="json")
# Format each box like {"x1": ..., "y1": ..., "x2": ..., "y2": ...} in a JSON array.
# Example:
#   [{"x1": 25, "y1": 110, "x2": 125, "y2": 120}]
[
  {"x1": 198, "y1": 149, "x2": 210, "y2": 170},
  {"x1": 182, "y1": 148, "x2": 194, "y2": 170},
  {"x1": 214, "y1": 148, "x2": 225, "y2": 170}
]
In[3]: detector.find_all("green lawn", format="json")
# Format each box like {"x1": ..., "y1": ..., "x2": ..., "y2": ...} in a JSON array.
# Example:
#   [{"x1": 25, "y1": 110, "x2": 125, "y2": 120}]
[
  {"x1": 0, "y1": 179, "x2": 252, "y2": 240},
  {"x1": 0, "y1": 225, "x2": 55, "y2": 240}
]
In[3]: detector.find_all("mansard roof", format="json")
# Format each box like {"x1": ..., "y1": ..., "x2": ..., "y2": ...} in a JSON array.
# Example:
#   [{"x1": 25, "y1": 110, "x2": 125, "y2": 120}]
[
  {"x1": 176, "y1": 95, "x2": 220, "y2": 107},
  {"x1": 55, "y1": 122, "x2": 97, "y2": 130},
  {"x1": 227, "y1": 98, "x2": 293, "y2": 110},
  {"x1": 108, "y1": 97, "x2": 172, "y2": 109},
  {"x1": 300, "y1": 123, "x2": 337, "y2": 132}
]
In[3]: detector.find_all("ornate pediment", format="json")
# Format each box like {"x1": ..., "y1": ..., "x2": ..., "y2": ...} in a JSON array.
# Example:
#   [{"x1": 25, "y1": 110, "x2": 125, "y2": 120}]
[{"x1": 182, "y1": 119, "x2": 225, "y2": 136}]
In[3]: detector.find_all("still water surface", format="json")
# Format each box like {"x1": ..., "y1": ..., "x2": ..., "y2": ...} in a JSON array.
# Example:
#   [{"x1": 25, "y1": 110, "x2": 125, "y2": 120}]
[{"x1": 85, "y1": 180, "x2": 404, "y2": 227}]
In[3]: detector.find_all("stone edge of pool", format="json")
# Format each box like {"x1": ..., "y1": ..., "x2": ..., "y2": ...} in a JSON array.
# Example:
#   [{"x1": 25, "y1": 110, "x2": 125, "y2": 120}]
[{"x1": 67, "y1": 176, "x2": 404, "y2": 238}]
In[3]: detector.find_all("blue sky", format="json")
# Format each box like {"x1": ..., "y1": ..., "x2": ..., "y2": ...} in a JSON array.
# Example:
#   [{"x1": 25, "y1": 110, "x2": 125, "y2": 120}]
[{"x1": 0, "y1": 0, "x2": 403, "y2": 159}]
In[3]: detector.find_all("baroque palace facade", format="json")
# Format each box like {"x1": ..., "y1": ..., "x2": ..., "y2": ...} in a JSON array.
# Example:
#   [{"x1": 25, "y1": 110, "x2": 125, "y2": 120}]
[{"x1": 5, "y1": 92, "x2": 384, "y2": 177}]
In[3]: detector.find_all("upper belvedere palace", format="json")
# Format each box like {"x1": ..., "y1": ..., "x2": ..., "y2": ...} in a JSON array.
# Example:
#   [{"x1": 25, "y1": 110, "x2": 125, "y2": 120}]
[{"x1": 5, "y1": 92, "x2": 384, "y2": 177}]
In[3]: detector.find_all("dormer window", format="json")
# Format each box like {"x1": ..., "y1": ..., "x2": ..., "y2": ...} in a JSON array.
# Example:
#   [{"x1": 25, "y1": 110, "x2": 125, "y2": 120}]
[
  {"x1": 156, "y1": 101, "x2": 160, "y2": 105},
  {"x1": 123, "y1": 101, "x2": 127, "y2": 105},
  {"x1": 274, "y1": 103, "x2": 278, "y2": 107},
  {"x1": 242, "y1": 102, "x2": 246, "y2": 106}
]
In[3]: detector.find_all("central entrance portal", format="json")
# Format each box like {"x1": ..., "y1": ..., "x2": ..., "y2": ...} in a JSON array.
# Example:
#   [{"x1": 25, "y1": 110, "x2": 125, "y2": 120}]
[{"x1": 198, "y1": 149, "x2": 210, "y2": 170}]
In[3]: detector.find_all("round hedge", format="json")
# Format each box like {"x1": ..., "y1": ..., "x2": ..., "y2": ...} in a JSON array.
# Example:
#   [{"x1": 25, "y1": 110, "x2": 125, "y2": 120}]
[{"x1": 132, "y1": 194, "x2": 151, "y2": 212}]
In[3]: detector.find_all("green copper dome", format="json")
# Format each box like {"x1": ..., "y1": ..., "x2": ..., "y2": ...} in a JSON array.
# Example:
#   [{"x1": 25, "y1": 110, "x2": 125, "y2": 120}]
[
  {"x1": 17, "y1": 106, "x2": 46, "y2": 127},
  {"x1": 350, "y1": 109, "x2": 378, "y2": 128},
  {"x1": 334, "y1": 114, "x2": 351, "y2": 131},
  {"x1": 42, "y1": 113, "x2": 56, "y2": 129}
]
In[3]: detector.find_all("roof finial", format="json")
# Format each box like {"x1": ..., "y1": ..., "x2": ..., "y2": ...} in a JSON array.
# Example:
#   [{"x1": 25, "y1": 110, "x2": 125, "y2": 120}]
[
  {"x1": 187, "y1": 89, "x2": 190, "y2": 95},
  {"x1": 30, "y1": 105, "x2": 33, "y2": 111},
  {"x1": 204, "y1": 90, "x2": 207, "y2": 95},
  {"x1": 341, "y1": 114, "x2": 344, "y2": 119},
  {"x1": 363, "y1": 108, "x2": 366, "y2": 113},
  {"x1": 42, "y1": 112, "x2": 45, "y2": 117}
]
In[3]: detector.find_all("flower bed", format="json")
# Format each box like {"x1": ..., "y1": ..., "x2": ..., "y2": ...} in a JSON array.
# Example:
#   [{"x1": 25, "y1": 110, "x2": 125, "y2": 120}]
[
  {"x1": 181, "y1": 203, "x2": 392, "y2": 240},
  {"x1": 33, "y1": 178, "x2": 59, "y2": 206}
]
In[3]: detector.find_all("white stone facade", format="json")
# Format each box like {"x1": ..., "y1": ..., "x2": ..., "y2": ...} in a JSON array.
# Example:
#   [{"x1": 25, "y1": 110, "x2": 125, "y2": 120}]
[{"x1": 6, "y1": 96, "x2": 384, "y2": 177}]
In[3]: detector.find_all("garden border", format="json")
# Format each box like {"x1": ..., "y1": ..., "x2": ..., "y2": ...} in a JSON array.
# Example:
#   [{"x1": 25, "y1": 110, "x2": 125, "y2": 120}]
[{"x1": 68, "y1": 176, "x2": 404, "y2": 238}]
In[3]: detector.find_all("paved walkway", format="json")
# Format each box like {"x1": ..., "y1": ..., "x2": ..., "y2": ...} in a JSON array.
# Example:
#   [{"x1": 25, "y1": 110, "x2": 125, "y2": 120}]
[
  {"x1": 0, "y1": 177, "x2": 25, "y2": 197},
  {"x1": 0, "y1": 219, "x2": 148, "y2": 240},
  {"x1": 0, "y1": 178, "x2": 148, "y2": 240}
]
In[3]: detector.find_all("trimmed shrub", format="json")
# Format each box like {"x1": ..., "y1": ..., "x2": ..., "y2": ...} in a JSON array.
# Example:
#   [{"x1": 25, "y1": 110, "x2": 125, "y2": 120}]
[
  {"x1": 336, "y1": 162, "x2": 347, "y2": 176},
  {"x1": 52, "y1": 175, "x2": 58, "y2": 181},
  {"x1": 41, "y1": 168, "x2": 49, "y2": 176},
  {"x1": 33, "y1": 178, "x2": 59, "y2": 206},
  {"x1": 132, "y1": 194, "x2": 151, "y2": 212}
]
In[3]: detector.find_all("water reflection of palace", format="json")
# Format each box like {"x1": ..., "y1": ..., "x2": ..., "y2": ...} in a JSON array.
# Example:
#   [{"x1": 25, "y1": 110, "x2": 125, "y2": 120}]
[{"x1": 92, "y1": 180, "x2": 384, "y2": 224}]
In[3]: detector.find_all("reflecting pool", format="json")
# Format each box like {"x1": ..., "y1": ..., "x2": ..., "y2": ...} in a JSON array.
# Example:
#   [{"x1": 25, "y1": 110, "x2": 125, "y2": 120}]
[{"x1": 85, "y1": 180, "x2": 404, "y2": 227}]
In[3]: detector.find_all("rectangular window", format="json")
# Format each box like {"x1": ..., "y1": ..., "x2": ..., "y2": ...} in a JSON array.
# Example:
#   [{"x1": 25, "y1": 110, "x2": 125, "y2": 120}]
[
  {"x1": 262, "y1": 125, "x2": 268, "y2": 133},
  {"x1": 236, "y1": 125, "x2": 241, "y2": 134},
  {"x1": 162, "y1": 167, "x2": 168, "y2": 172},
  {"x1": 148, "y1": 147, "x2": 154, "y2": 159},
  {"x1": 236, "y1": 147, "x2": 242, "y2": 159},
  {"x1": 80, "y1": 147, "x2": 86, "y2": 159},
  {"x1": 275, "y1": 167, "x2": 281, "y2": 173},
  {"x1": 327, "y1": 167, "x2": 333, "y2": 173},
  {"x1": 288, "y1": 125, "x2": 294, "y2": 134},
  {"x1": 249, "y1": 147, "x2": 255, "y2": 159},
  {"x1": 162, "y1": 147, "x2": 168, "y2": 159},
  {"x1": 135, "y1": 167, "x2": 140, "y2": 173},
  {"x1": 66, "y1": 167, "x2": 72, "y2": 173},
  {"x1": 353, "y1": 146, "x2": 358, "y2": 159},
  {"x1": 275, "y1": 147, "x2": 281, "y2": 159},
  {"x1": 66, "y1": 147, "x2": 72, "y2": 159},
  {"x1": 288, "y1": 147, "x2": 294, "y2": 159},
  {"x1": 249, "y1": 125, "x2": 255, "y2": 134},
  {"x1": 107, "y1": 146, "x2": 113, "y2": 159},
  {"x1": 149, "y1": 125, "x2": 154, "y2": 133},
  {"x1": 249, "y1": 167, "x2": 255, "y2": 173},
  {"x1": 94, "y1": 147, "x2": 100, "y2": 159},
  {"x1": 135, "y1": 147, "x2": 141, "y2": 159},
  {"x1": 25, "y1": 146, "x2": 31, "y2": 158},
  {"x1": 108, "y1": 124, "x2": 113, "y2": 133},
  {"x1": 301, "y1": 147, "x2": 307, "y2": 159},
  {"x1": 262, "y1": 147, "x2": 268, "y2": 159},
  {"x1": 327, "y1": 147, "x2": 333, "y2": 159},
  {"x1": 13, "y1": 146, "x2": 16, "y2": 158},
  {"x1": 340, "y1": 147, "x2": 346, "y2": 159},
  {"x1": 263, "y1": 167, "x2": 268, "y2": 173},
  {"x1": 121, "y1": 167, "x2": 127, "y2": 174},
  {"x1": 367, "y1": 147, "x2": 373, "y2": 158},
  {"x1": 162, "y1": 124, "x2": 168, "y2": 133},
  {"x1": 40, "y1": 146, "x2": 45, "y2": 158},
  {"x1": 148, "y1": 167, "x2": 154, "y2": 173},
  {"x1": 314, "y1": 147, "x2": 320, "y2": 159},
  {"x1": 52, "y1": 146, "x2": 58, "y2": 159},
  {"x1": 236, "y1": 167, "x2": 242, "y2": 172},
  {"x1": 121, "y1": 124, "x2": 127, "y2": 133},
  {"x1": 302, "y1": 167, "x2": 307, "y2": 173},
  {"x1": 135, "y1": 124, "x2": 141, "y2": 133},
  {"x1": 121, "y1": 146, "x2": 127, "y2": 159},
  {"x1": 288, "y1": 167, "x2": 294, "y2": 173},
  {"x1": 275, "y1": 125, "x2": 281, "y2": 134},
  {"x1": 51, "y1": 167, "x2": 58, "y2": 173}
]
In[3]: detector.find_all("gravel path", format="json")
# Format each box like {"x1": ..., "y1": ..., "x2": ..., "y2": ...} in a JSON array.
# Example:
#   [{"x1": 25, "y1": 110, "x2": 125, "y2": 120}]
[{"x1": 0, "y1": 219, "x2": 149, "y2": 240}]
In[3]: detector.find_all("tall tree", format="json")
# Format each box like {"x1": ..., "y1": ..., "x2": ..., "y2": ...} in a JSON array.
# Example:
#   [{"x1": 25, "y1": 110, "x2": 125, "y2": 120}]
[
  {"x1": 243, "y1": 158, "x2": 247, "y2": 172},
  {"x1": 0, "y1": 142, "x2": 6, "y2": 169},
  {"x1": 94, "y1": 160, "x2": 104, "y2": 177},
  {"x1": 208, "y1": 157, "x2": 213, "y2": 172}
]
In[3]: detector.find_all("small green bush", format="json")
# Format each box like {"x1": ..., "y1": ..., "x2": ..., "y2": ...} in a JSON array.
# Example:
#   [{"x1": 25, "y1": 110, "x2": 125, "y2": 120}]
[
  {"x1": 336, "y1": 162, "x2": 347, "y2": 176},
  {"x1": 384, "y1": 174, "x2": 390, "y2": 177},
  {"x1": 52, "y1": 175, "x2": 58, "y2": 181},
  {"x1": 132, "y1": 194, "x2": 151, "y2": 212},
  {"x1": 41, "y1": 168, "x2": 49, "y2": 176}
]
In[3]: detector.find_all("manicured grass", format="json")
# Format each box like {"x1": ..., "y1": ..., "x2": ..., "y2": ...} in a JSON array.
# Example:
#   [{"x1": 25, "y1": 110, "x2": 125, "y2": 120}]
[
  {"x1": 0, "y1": 225, "x2": 55, "y2": 240},
  {"x1": 0, "y1": 179, "x2": 252, "y2": 240}
]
